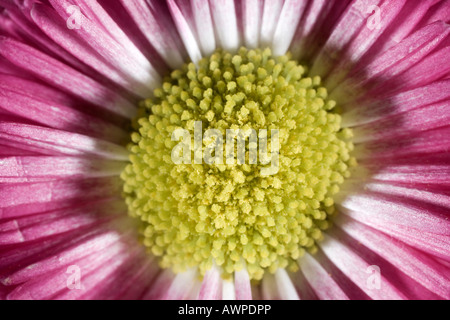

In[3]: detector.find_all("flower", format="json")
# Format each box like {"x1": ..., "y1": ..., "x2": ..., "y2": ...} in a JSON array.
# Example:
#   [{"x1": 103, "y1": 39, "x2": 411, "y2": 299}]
[{"x1": 0, "y1": 0, "x2": 449, "y2": 300}]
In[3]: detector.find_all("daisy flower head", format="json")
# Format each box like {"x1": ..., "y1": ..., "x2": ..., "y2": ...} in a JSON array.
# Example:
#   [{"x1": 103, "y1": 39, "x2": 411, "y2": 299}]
[{"x1": 0, "y1": 0, "x2": 449, "y2": 300}]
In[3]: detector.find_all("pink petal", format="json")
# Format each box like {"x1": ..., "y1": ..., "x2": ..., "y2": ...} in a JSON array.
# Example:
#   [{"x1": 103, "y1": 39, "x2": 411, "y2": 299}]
[
  {"x1": 337, "y1": 188, "x2": 450, "y2": 235},
  {"x1": 342, "y1": 79, "x2": 450, "y2": 127},
  {"x1": 418, "y1": 0, "x2": 450, "y2": 29},
  {"x1": 0, "y1": 38, "x2": 137, "y2": 121},
  {"x1": 0, "y1": 122, "x2": 129, "y2": 160},
  {"x1": 234, "y1": 268, "x2": 252, "y2": 300},
  {"x1": 161, "y1": 268, "x2": 197, "y2": 300},
  {"x1": 310, "y1": 0, "x2": 384, "y2": 78},
  {"x1": 30, "y1": 3, "x2": 153, "y2": 97},
  {"x1": 197, "y1": 266, "x2": 222, "y2": 300},
  {"x1": 0, "y1": 203, "x2": 121, "y2": 247},
  {"x1": 0, "y1": 177, "x2": 122, "y2": 219},
  {"x1": 356, "y1": 125, "x2": 450, "y2": 161},
  {"x1": 167, "y1": 0, "x2": 202, "y2": 64},
  {"x1": 118, "y1": 0, "x2": 186, "y2": 69},
  {"x1": 332, "y1": 21, "x2": 450, "y2": 104},
  {"x1": 0, "y1": 81, "x2": 128, "y2": 143},
  {"x1": 47, "y1": 0, "x2": 159, "y2": 91},
  {"x1": 298, "y1": 253, "x2": 349, "y2": 300},
  {"x1": 337, "y1": 207, "x2": 450, "y2": 261},
  {"x1": 319, "y1": 233, "x2": 406, "y2": 300},
  {"x1": 352, "y1": 101, "x2": 450, "y2": 143},
  {"x1": 0, "y1": 156, "x2": 125, "y2": 183},
  {"x1": 335, "y1": 216, "x2": 450, "y2": 299}
]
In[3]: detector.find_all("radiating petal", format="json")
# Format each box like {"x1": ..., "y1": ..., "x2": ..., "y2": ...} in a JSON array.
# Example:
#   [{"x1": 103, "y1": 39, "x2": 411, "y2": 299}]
[
  {"x1": 0, "y1": 122, "x2": 129, "y2": 160},
  {"x1": 190, "y1": 0, "x2": 216, "y2": 55},
  {"x1": 271, "y1": 0, "x2": 308, "y2": 56},
  {"x1": 234, "y1": 268, "x2": 252, "y2": 300},
  {"x1": 298, "y1": 253, "x2": 349, "y2": 300},
  {"x1": 335, "y1": 216, "x2": 450, "y2": 299},
  {"x1": 241, "y1": 0, "x2": 263, "y2": 49},
  {"x1": 274, "y1": 269, "x2": 300, "y2": 300},
  {"x1": 0, "y1": 157, "x2": 125, "y2": 183},
  {"x1": 319, "y1": 234, "x2": 406, "y2": 300},
  {"x1": 209, "y1": 0, "x2": 239, "y2": 51},
  {"x1": 118, "y1": 0, "x2": 186, "y2": 69},
  {"x1": 197, "y1": 266, "x2": 222, "y2": 300},
  {"x1": 167, "y1": 0, "x2": 202, "y2": 64}
]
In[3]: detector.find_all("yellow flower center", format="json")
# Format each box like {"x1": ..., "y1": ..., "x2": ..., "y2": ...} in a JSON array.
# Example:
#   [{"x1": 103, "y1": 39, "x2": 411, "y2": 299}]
[{"x1": 121, "y1": 47, "x2": 356, "y2": 280}]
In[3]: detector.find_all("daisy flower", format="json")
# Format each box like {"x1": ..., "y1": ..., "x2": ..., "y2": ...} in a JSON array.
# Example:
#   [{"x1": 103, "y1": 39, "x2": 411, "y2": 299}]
[{"x1": 0, "y1": 0, "x2": 449, "y2": 300}]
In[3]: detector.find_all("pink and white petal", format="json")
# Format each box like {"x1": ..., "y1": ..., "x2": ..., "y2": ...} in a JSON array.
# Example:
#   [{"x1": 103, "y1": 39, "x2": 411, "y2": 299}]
[
  {"x1": 342, "y1": 79, "x2": 450, "y2": 127},
  {"x1": 57, "y1": 246, "x2": 147, "y2": 300},
  {"x1": 338, "y1": 205, "x2": 450, "y2": 262},
  {"x1": 167, "y1": 0, "x2": 202, "y2": 64},
  {"x1": 0, "y1": 38, "x2": 137, "y2": 121},
  {"x1": 4, "y1": 7, "x2": 96, "y2": 77},
  {"x1": 352, "y1": 101, "x2": 450, "y2": 143},
  {"x1": 0, "y1": 221, "x2": 124, "y2": 280},
  {"x1": 234, "y1": 268, "x2": 252, "y2": 300},
  {"x1": 30, "y1": 4, "x2": 151, "y2": 97},
  {"x1": 418, "y1": 0, "x2": 450, "y2": 29},
  {"x1": 0, "y1": 201, "x2": 124, "y2": 248},
  {"x1": 106, "y1": 258, "x2": 159, "y2": 300},
  {"x1": 309, "y1": 0, "x2": 384, "y2": 78},
  {"x1": 382, "y1": 46, "x2": 450, "y2": 93},
  {"x1": 119, "y1": 0, "x2": 186, "y2": 70},
  {"x1": 241, "y1": 0, "x2": 263, "y2": 49},
  {"x1": 318, "y1": 233, "x2": 406, "y2": 300},
  {"x1": 323, "y1": 0, "x2": 408, "y2": 90},
  {"x1": 190, "y1": 0, "x2": 216, "y2": 56},
  {"x1": 260, "y1": 0, "x2": 284, "y2": 48},
  {"x1": 298, "y1": 252, "x2": 349, "y2": 300},
  {"x1": 344, "y1": 181, "x2": 450, "y2": 210},
  {"x1": 356, "y1": 126, "x2": 450, "y2": 161},
  {"x1": 363, "y1": 0, "x2": 439, "y2": 57},
  {"x1": 332, "y1": 21, "x2": 450, "y2": 104},
  {"x1": 70, "y1": 0, "x2": 156, "y2": 74},
  {"x1": 336, "y1": 187, "x2": 450, "y2": 236},
  {"x1": 0, "y1": 82, "x2": 128, "y2": 144},
  {"x1": 0, "y1": 177, "x2": 123, "y2": 219},
  {"x1": 290, "y1": 0, "x2": 352, "y2": 61},
  {"x1": 0, "y1": 123, "x2": 129, "y2": 160},
  {"x1": 47, "y1": 0, "x2": 159, "y2": 92},
  {"x1": 354, "y1": 43, "x2": 450, "y2": 100},
  {"x1": 197, "y1": 266, "x2": 222, "y2": 300},
  {"x1": 261, "y1": 273, "x2": 279, "y2": 300},
  {"x1": 1, "y1": 223, "x2": 128, "y2": 283},
  {"x1": 274, "y1": 269, "x2": 300, "y2": 300},
  {"x1": 6, "y1": 234, "x2": 136, "y2": 300},
  {"x1": 141, "y1": 269, "x2": 175, "y2": 300},
  {"x1": 0, "y1": 157, "x2": 126, "y2": 183},
  {"x1": 335, "y1": 216, "x2": 450, "y2": 299},
  {"x1": 161, "y1": 268, "x2": 197, "y2": 300},
  {"x1": 209, "y1": 0, "x2": 240, "y2": 52},
  {"x1": 271, "y1": 0, "x2": 308, "y2": 56}
]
